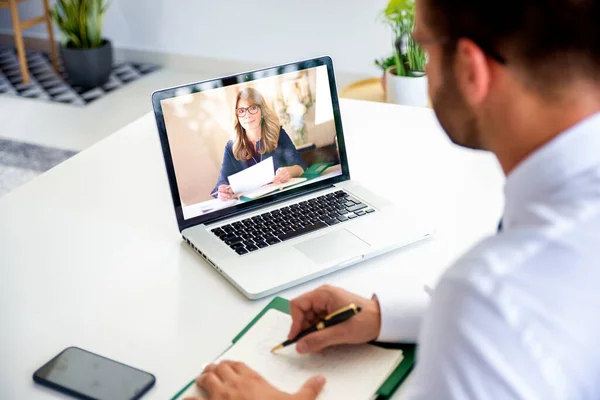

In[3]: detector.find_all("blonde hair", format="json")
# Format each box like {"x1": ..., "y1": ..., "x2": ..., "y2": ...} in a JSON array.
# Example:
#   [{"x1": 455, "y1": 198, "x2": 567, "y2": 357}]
[{"x1": 232, "y1": 87, "x2": 281, "y2": 161}]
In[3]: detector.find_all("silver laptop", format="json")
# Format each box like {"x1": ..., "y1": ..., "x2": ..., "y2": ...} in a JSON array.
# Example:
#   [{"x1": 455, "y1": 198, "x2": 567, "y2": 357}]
[{"x1": 151, "y1": 56, "x2": 433, "y2": 299}]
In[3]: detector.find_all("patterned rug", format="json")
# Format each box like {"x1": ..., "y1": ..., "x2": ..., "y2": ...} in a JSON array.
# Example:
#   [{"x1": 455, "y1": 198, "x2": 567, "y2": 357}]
[
  {"x1": 0, "y1": 45, "x2": 160, "y2": 106},
  {"x1": 0, "y1": 138, "x2": 77, "y2": 197}
]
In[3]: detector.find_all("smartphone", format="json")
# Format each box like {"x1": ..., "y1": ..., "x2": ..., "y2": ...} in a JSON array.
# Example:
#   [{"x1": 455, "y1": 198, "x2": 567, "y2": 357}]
[{"x1": 33, "y1": 346, "x2": 156, "y2": 400}]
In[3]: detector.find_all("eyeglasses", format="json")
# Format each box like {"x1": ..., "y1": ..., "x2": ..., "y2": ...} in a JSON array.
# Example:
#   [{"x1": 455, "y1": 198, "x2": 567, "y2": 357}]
[
  {"x1": 397, "y1": 32, "x2": 507, "y2": 65},
  {"x1": 236, "y1": 104, "x2": 260, "y2": 118}
]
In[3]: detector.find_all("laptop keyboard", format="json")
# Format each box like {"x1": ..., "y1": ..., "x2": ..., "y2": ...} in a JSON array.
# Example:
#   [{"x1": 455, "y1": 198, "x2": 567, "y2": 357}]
[{"x1": 210, "y1": 190, "x2": 376, "y2": 255}]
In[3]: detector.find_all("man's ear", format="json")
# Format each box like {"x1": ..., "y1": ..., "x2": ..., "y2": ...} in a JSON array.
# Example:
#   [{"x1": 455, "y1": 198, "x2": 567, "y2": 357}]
[{"x1": 454, "y1": 38, "x2": 491, "y2": 107}]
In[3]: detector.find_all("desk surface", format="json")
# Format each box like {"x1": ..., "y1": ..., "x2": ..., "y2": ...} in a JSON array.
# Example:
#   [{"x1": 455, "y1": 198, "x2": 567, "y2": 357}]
[{"x1": 0, "y1": 99, "x2": 505, "y2": 399}]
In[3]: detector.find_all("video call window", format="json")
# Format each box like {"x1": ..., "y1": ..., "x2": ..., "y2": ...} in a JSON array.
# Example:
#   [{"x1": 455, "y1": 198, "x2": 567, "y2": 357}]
[{"x1": 160, "y1": 66, "x2": 342, "y2": 220}]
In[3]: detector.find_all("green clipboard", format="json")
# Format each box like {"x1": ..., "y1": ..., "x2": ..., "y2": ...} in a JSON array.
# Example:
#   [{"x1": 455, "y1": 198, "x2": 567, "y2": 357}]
[
  {"x1": 301, "y1": 162, "x2": 335, "y2": 180},
  {"x1": 171, "y1": 296, "x2": 415, "y2": 399}
]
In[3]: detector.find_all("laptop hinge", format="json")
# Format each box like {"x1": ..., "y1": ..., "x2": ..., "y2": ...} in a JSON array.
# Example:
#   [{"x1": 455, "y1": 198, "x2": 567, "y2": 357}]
[{"x1": 203, "y1": 183, "x2": 335, "y2": 227}]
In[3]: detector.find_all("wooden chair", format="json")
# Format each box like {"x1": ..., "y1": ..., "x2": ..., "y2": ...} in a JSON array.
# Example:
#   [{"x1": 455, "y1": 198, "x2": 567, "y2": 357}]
[{"x1": 0, "y1": 0, "x2": 59, "y2": 84}]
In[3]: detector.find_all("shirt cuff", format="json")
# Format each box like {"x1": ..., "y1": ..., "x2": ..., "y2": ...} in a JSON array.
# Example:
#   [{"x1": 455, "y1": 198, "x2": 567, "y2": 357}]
[{"x1": 373, "y1": 287, "x2": 430, "y2": 343}]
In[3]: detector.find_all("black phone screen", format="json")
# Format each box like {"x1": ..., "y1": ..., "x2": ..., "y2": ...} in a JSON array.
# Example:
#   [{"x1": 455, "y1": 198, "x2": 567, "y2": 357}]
[{"x1": 33, "y1": 347, "x2": 155, "y2": 400}]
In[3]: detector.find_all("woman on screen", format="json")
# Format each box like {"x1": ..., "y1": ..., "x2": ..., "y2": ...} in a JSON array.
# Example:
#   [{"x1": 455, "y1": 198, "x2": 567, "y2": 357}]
[{"x1": 212, "y1": 87, "x2": 306, "y2": 201}]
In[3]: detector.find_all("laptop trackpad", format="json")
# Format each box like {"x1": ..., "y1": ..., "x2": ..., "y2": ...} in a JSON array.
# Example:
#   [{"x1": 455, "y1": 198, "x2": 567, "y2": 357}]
[{"x1": 295, "y1": 229, "x2": 371, "y2": 265}]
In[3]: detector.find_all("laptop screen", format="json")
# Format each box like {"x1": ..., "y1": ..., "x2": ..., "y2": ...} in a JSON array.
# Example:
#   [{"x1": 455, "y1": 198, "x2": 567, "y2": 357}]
[{"x1": 152, "y1": 57, "x2": 349, "y2": 230}]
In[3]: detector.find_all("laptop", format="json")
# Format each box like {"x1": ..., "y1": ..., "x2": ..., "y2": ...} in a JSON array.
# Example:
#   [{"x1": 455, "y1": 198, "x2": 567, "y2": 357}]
[{"x1": 151, "y1": 56, "x2": 433, "y2": 299}]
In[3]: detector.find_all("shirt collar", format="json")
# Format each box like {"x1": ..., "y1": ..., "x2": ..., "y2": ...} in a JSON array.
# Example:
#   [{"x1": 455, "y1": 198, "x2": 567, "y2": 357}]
[{"x1": 503, "y1": 111, "x2": 600, "y2": 229}]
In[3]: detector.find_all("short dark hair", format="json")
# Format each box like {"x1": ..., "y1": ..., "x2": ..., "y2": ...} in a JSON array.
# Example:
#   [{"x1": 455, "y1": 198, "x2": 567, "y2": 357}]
[{"x1": 425, "y1": 0, "x2": 600, "y2": 92}]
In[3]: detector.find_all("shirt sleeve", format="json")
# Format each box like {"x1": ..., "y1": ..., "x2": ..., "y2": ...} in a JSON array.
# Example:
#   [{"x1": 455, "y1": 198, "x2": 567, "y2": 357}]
[
  {"x1": 278, "y1": 128, "x2": 307, "y2": 171},
  {"x1": 374, "y1": 285, "x2": 430, "y2": 343},
  {"x1": 399, "y1": 278, "x2": 552, "y2": 400},
  {"x1": 212, "y1": 141, "x2": 237, "y2": 197}
]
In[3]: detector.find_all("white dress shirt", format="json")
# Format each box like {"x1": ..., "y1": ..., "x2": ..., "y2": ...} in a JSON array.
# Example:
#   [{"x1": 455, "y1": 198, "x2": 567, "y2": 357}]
[{"x1": 378, "y1": 112, "x2": 600, "y2": 400}]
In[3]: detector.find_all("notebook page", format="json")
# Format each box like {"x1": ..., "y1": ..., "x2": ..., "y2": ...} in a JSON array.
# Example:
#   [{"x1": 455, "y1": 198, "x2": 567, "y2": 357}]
[
  {"x1": 176, "y1": 309, "x2": 403, "y2": 399},
  {"x1": 241, "y1": 177, "x2": 307, "y2": 199}
]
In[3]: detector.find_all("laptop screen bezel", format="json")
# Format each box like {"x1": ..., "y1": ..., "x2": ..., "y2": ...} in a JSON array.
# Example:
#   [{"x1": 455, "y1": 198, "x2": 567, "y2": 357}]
[{"x1": 151, "y1": 56, "x2": 351, "y2": 232}]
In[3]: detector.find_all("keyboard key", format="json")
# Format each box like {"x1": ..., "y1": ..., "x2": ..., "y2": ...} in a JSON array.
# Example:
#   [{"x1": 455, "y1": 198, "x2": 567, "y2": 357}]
[
  {"x1": 346, "y1": 203, "x2": 367, "y2": 213},
  {"x1": 255, "y1": 241, "x2": 268, "y2": 248},
  {"x1": 235, "y1": 247, "x2": 248, "y2": 255},
  {"x1": 348, "y1": 214, "x2": 358, "y2": 219},
  {"x1": 356, "y1": 211, "x2": 366, "y2": 216},
  {"x1": 337, "y1": 215, "x2": 349, "y2": 222},
  {"x1": 324, "y1": 219, "x2": 340, "y2": 226},
  {"x1": 230, "y1": 242, "x2": 245, "y2": 249},
  {"x1": 226, "y1": 237, "x2": 243, "y2": 246},
  {"x1": 266, "y1": 237, "x2": 281, "y2": 245},
  {"x1": 212, "y1": 228, "x2": 224, "y2": 236},
  {"x1": 366, "y1": 209, "x2": 375, "y2": 213},
  {"x1": 246, "y1": 244, "x2": 258, "y2": 252},
  {"x1": 277, "y1": 222, "x2": 327, "y2": 242}
]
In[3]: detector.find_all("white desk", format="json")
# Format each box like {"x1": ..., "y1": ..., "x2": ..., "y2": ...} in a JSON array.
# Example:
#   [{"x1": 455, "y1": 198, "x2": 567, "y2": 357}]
[{"x1": 0, "y1": 99, "x2": 505, "y2": 399}]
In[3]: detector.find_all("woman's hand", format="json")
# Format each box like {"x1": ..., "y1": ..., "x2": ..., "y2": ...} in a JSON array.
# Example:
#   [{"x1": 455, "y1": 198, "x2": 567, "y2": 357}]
[
  {"x1": 187, "y1": 361, "x2": 325, "y2": 400},
  {"x1": 273, "y1": 167, "x2": 292, "y2": 184},
  {"x1": 217, "y1": 185, "x2": 235, "y2": 201}
]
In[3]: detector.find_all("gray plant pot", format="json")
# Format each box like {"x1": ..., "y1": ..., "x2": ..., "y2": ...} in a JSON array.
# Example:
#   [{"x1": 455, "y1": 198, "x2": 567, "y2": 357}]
[{"x1": 59, "y1": 39, "x2": 113, "y2": 90}]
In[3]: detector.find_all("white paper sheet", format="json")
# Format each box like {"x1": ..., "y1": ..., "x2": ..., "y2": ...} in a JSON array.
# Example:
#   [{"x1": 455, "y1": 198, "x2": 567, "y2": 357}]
[
  {"x1": 175, "y1": 310, "x2": 403, "y2": 399},
  {"x1": 227, "y1": 157, "x2": 275, "y2": 194}
]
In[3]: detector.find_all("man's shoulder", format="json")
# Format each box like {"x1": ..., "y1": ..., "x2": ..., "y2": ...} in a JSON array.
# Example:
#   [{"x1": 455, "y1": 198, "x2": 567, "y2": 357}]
[{"x1": 441, "y1": 230, "x2": 540, "y2": 295}]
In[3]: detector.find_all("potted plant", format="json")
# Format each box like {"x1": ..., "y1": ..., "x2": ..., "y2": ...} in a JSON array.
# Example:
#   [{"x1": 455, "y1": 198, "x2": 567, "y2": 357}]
[
  {"x1": 377, "y1": 0, "x2": 427, "y2": 107},
  {"x1": 374, "y1": 54, "x2": 395, "y2": 95},
  {"x1": 50, "y1": 0, "x2": 112, "y2": 90}
]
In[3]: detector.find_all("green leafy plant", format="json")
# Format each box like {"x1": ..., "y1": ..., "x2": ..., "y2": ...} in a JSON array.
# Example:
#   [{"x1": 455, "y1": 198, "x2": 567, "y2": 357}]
[
  {"x1": 377, "y1": 0, "x2": 426, "y2": 77},
  {"x1": 374, "y1": 54, "x2": 396, "y2": 72},
  {"x1": 50, "y1": 0, "x2": 110, "y2": 49}
]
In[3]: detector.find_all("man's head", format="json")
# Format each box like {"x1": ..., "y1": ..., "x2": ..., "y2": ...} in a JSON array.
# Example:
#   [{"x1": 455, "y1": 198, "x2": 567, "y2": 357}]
[{"x1": 414, "y1": 0, "x2": 600, "y2": 161}]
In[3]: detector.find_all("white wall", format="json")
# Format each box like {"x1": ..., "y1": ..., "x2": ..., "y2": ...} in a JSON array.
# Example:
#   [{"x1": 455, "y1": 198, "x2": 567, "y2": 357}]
[{"x1": 0, "y1": 0, "x2": 394, "y2": 76}]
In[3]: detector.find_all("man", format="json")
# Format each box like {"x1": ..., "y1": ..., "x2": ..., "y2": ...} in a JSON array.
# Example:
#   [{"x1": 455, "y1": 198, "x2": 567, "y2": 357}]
[{"x1": 189, "y1": 0, "x2": 600, "y2": 398}]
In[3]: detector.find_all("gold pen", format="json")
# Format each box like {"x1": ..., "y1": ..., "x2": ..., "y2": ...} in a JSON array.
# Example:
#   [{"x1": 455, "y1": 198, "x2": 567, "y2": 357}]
[{"x1": 271, "y1": 304, "x2": 362, "y2": 353}]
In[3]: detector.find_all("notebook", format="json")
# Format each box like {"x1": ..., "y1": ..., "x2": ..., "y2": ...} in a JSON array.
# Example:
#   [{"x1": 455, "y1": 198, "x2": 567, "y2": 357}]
[
  {"x1": 239, "y1": 178, "x2": 308, "y2": 201},
  {"x1": 172, "y1": 297, "x2": 415, "y2": 400}
]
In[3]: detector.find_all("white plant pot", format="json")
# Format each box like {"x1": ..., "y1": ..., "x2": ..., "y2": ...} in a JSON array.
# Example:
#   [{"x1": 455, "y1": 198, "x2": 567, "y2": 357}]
[{"x1": 385, "y1": 67, "x2": 428, "y2": 107}]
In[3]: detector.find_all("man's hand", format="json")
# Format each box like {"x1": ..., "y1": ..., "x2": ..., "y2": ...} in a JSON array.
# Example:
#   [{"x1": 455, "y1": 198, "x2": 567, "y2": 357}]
[
  {"x1": 289, "y1": 285, "x2": 381, "y2": 354},
  {"x1": 186, "y1": 361, "x2": 325, "y2": 400}
]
